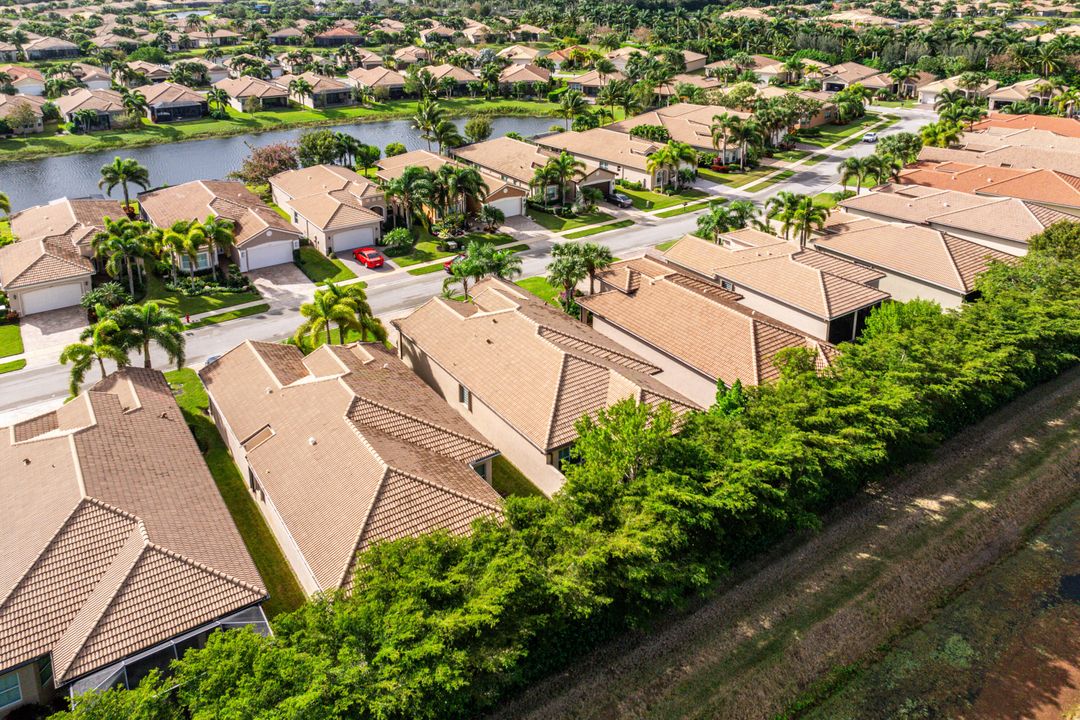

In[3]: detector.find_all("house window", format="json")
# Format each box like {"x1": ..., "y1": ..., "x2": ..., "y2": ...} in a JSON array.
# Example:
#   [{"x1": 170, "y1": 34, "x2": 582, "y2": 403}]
[
  {"x1": 39, "y1": 657, "x2": 52, "y2": 687},
  {"x1": 0, "y1": 671, "x2": 21, "y2": 709},
  {"x1": 178, "y1": 251, "x2": 212, "y2": 272},
  {"x1": 720, "y1": 279, "x2": 735, "y2": 291},
  {"x1": 556, "y1": 446, "x2": 577, "y2": 471},
  {"x1": 473, "y1": 462, "x2": 486, "y2": 480},
  {"x1": 458, "y1": 384, "x2": 471, "y2": 409}
]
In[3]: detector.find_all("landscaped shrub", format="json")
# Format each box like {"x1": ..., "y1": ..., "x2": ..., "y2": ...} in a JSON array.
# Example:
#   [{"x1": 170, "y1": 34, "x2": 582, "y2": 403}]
[
  {"x1": 166, "y1": 267, "x2": 252, "y2": 296},
  {"x1": 383, "y1": 227, "x2": 414, "y2": 251}
]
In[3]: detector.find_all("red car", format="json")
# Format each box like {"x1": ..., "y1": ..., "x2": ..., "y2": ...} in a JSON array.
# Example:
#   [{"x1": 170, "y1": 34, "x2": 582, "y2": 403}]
[
  {"x1": 353, "y1": 247, "x2": 385, "y2": 269},
  {"x1": 443, "y1": 253, "x2": 466, "y2": 273}
]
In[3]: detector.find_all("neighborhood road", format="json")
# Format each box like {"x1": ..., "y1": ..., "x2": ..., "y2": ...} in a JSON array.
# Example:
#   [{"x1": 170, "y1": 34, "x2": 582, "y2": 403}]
[{"x1": 0, "y1": 107, "x2": 934, "y2": 424}]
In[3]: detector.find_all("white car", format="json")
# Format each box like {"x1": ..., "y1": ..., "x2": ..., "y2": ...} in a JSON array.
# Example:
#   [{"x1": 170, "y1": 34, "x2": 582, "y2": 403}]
[{"x1": 862, "y1": 132, "x2": 879, "y2": 143}]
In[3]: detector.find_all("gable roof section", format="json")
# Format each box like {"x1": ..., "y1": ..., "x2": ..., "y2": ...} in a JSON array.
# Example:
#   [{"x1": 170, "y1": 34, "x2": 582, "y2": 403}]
[
  {"x1": 199, "y1": 342, "x2": 502, "y2": 592},
  {"x1": 0, "y1": 369, "x2": 265, "y2": 684},
  {"x1": 0, "y1": 237, "x2": 93, "y2": 288},
  {"x1": 138, "y1": 81, "x2": 204, "y2": 106},
  {"x1": 214, "y1": 76, "x2": 288, "y2": 99},
  {"x1": 346, "y1": 66, "x2": 406, "y2": 87}
]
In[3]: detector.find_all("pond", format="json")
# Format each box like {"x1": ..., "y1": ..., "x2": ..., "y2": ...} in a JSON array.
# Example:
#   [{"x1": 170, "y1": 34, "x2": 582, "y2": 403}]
[{"x1": 0, "y1": 115, "x2": 559, "y2": 212}]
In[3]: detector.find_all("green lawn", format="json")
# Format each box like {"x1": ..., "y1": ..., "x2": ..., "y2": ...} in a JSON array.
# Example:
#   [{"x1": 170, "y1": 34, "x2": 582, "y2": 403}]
[
  {"x1": 515, "y1": 276, "x2": 560, "y2": 305},
  {"x1": 0, "y1": 359, "x2": 26, "y2": 374},
  {"x1": 803, "y1": 153, "x2": 829, "y2": 166},
  {"x1": 0, "y1": 98, "x2": 561, "y2": 162},
  {"x1": 0, "y1": 220, "x2": 11, "y2": 243},
  {"x1": 813, "y1": 193, "x2": 839, "y2": 209},
  {"x1": 165, "y1": 369, "x2": 306, "y2": 618},
  {"x1": 187, "y1": 303, "x2": 271, "y2": 329},
  {"x1": 563, "y1": 218, "x2": 634, "y2": 239},
  {"x1": 294, "y1": 246, "x2": 357, "y2": 285},
  {"x1": 616, "y1": 186, "x2": 707, "y2": 211},
  {"x1": 698, "y1": 165, "x2": 777, "y2": 188},
  {"x1": 491, "y1": 455, "x2": 545, "y2": 498},
  {"x1": 656, "y1": 200, "x2": 714, "y2": 218},
  {"x1": 527, "y1": 208, "x2": 614, "y2": 232},
  {"x1": 405, "y1": 242, "x2": 529, "y2": 275},
  {"x1": 143, "y1": 273, "x2": 262, "y2": 316},
  {"x1": 872, "y1": 99, "x2": 916, "y2": 108},
  {"x1": 771, "y1": 148, "x2": 811, "y2": 163},
  {"x1": 793, "y1": 114, "x2": 882, "y2": 149},
  {"x1": 745, "y1": 170, "x2": 795, "y2": 193},
  {"x1": 0, "y1": 321, "x2": 23, "y2": 358},
  {"x1": 389, "y1": 230, "x2": 514, "y2": 268},
  {"x1": 655, "y1": 238, "x2": 681, "y2": 251}
]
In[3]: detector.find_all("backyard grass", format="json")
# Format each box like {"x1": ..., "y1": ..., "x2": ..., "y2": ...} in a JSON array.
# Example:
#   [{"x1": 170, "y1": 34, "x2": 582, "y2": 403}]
[
  {"x1": 515, "y1": 276, "x2": 560, "y2": 305},
  {"x1": 143, "y1": 273, "x2": 262, "y2": 316},
  {"x1": 389, "y1": 229, "x2": 513, "y2": 267},
  {"x1": 616, "y1": 186, "x2": 707, "y2": 211},
  {"x1": 165, "y1": 368, "x2": 306, "y2": 618},
  {"x1": 0, "y1": 321, "x2": 23, "y2": 358},
  {"x1": 187, "y1": 303, "x2": 271, "y2": 329},
  {"x1": 527, "y1": 208, "x2": 614, "y2": 232},
  {"x1": 491, "y1": 455, "x2": 545, "y2": 498},
  {"x1": 294, "y1": 246, "x2": 357, "y2": 285},
  {"x1": 656, "y1": 200, "x2": 714, "y2": 218},
  {"x1": 563, "y1": 218, "x2": 634, "y2": 239},
  {"x1": 745, "y1": 170, "x2": 795, "y2": 193},
  {"x1": 0, "y1": 98, "x2": 561, "y2": 162},
  {"x1": 0, "y1": 359, "x2": 26, "y2": 374},
  {"x1": 697, "y1": 165, "x2": 776, "y2": 188}
]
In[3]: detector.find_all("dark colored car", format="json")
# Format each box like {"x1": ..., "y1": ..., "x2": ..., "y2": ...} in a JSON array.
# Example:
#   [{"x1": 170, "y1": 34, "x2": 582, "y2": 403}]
[
  {"x1": 353, "y1": 247, "x2": 385, "y2": 269},
  {"x1": 443, "y1": 253, "x2": 466, "y2": 273},
  {"x1": 608, "y1": 192, "x2": 633, "y2": 208}
]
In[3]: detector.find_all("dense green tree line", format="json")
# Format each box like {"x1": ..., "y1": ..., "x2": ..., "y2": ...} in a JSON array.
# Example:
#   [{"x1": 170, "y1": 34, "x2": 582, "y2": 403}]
[{"x1": 53, "y1": 225, "x2": 1080, "y2": 720}]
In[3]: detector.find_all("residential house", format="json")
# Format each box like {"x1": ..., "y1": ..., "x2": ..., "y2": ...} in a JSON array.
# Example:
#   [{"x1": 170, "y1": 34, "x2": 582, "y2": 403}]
[
  {"x1": 336, "y1": 46, "x2": 383, "y2": 70},
  {"x1": 0, "y1": 368, "x2": 268, "y2": 716},
  {"x1": 496, "y1": 44, "x2": 545, "y2": 66},
  {"x1": 578, "y1": 257, "x2": 836, "y2": 407},
  {"x1": 658, "y1": 234, "x2": 889, "y2": 343},
  {"x1": 566, "y1": 68, "x2": 627, "y2": 97},
  {"x1": 394, "y1": 278, "x2": 700, "y2": 495},
  {"x1": 0, "y1": 197, "x2": 122, "y2": 314},
  {"x1": 510, "y1": 23, "x2": 549, "y2": 41},
  {"x1": 604, "y1": 46, "x2": 649, "y2": 71},
  {"x1": 278, "y1": 72, "x2": 354, "y2": 108},
  {"x1": 0, "y1": 65, "x2": 44, "y2": 95},
  {"x1": 418, "y1": 23, "x2": 459, "y2": 44},
  {"x1": 754, "y1": 86, "x2": 839, "y2": 128},
  {"x1": 0, "y1": 94, "x2": 47, "y2": 134},
  {"x1": 896, "y1": 163, "x2": 1080, "y2": 215},
  {"x1": 213, "y1": 76, "x2": 290, "y2": 110},
  {"x1": 461, "y1": 19, "x2": 491, "y2": 44},
  {"x1": 392, "y1": 46, "x2": 429, "y2": 66},
  {"x1": 139, "y1": 180, "x2": 302, "y2": 272},
  {"x1": 819, "y1": 61, "x2": 891, "y2": 93},
  {"x1": 200, "y1": 341, "x2": 504, "y2": 596},
  {"x1": 916, "y1": 74, "x2": 999, "y2": 106},
  {"x1": 813, "y1": 218, "x2": 1016, "y2": 307},
  {"x1": 139, "y1": 82, "x2": 208, "y2": 122},
  {"x1": 681, "y1": 50, "x2": 707, "y2": 72},
  {"x1": 180, "y1": 57, "x2": 229, "y2": 84},
  {"x1": 0, "y1": 42, "x2": 16, "y2": 62},
  {"x1": 425, "y1": 63, "x2": 480, "y2": 94},
  {"x1": 185, "y1": 28, "x2": 243, "y2": 47},
  {"x1": 68, "y1": 63, "x2": 112, "y2": 90},
  {"x1": 499, "y1": 63, "x2": 551, "y2": 89},
  {"x1": 377, "y1": 149, "x2": 528, "y2": 219},
  {"x1": 21, "y1": 36, "x2": 79, "y2": 60},
  {"x1": 607, "y1": 102, "x2": 752, "y2": 157},
  {"x1": 269, "y1": 164, "x2": 385, "y2": 255},
  {"x1": 536, "y1": 128, "x2": 691, "y2": 190},
  {"x1": 452, "y1": 136, "x2": 613, "y2": 209},
  {"x1": 970, "y1": 112, "x2": 1080, "y2": 138},
  {"x1": 55, "y1": 88, "x2": 127, "y2": 130},
  {"x1": 346, "y1": 66, "x2": 407, "y2": 99},
  {"x1": 988, "y1": 78, "x2": 1061, "y2": 110},
  {"x1": 544, "y1": 45, "x2": 590, "y2": 72},
  {"x1": 225, "y1": 54, "x2": 283, "y2": 79},
  {"x1": 314, "y1": 26, "x2": 363, "y2": 46},
  {"x1": 267, "y1": 26, "x2": 304, "y2": 44}
]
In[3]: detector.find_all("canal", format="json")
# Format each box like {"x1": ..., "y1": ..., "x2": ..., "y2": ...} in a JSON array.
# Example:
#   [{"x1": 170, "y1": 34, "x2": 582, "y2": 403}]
[{"x1": 0, "y1": 115, "x2": 558, "y2": 211}]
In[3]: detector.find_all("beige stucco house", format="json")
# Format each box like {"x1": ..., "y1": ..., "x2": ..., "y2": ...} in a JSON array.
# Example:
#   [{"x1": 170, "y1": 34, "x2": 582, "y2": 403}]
[{"x1": 269, "y1": 164, "x2": 385, "y2": 255}]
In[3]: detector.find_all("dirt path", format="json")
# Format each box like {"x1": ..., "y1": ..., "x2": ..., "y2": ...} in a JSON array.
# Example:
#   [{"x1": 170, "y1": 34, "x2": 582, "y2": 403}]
[{"x1": 490, "y1": 368, "x2": 1080, "y2": 720}]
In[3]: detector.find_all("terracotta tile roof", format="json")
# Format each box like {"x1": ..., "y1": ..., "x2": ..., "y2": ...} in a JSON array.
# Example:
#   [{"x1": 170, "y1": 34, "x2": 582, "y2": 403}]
[
  {"x1": 814, "y1": 223, "x2": 1015, "y2": 293},
  {"x1": 200, "y1": 342, "x2": 501, "y2": 592},
  {"x1": 139, "y1": 180, "x2": 300, "y2": 248},
  {"x1": 896, "y1": 163, "x2": 1031, "y2": 194},
  {"x1": 0, "y1": 369, "x2": 265, "y2": 684},
  {"x1": 499, "y1": 63, "x2": 551, "y2": 84},
  {"x1": 928, "y1": 197, "x2": 1073, "y2": 243},
  {"x1": 661, "y1": 235, "x2": 888, "y2": 319},
  {"x1": 426, "y1": 63, "x2": 480, "y2": 83},
  {"x1": 0, "y1": 64, "x2": 43, "y2": 83},
  {"x1": 138, "y1": 81, "x2": 204, "y2": 106},
  {"x1": 975, "y1": 168, "x2": 1080, "y2": 208},
  {"x1": 970, "y1": 112, "x2": 1080, "y2": 138},
  {"x1": 393, "y1": 278, "x2": 700, "y2": 454},
  {"x1": 580, "y1": 262, "x2": 835, "y2": 386},
  {"x1": 453, "y1": 136, "x2": 588, "y2": 187},
  {"x1": 820, "y1": 61, "x2": 881, "y2": 84}
]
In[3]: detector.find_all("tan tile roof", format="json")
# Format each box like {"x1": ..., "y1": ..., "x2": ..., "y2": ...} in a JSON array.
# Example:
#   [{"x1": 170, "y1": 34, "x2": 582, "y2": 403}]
[
  {"x1": 55, "y1": 88, "x2": 125, "y2": 116},
  {"x1": 840, "y1": 184, "x2": 999, "y2": 223},
  {"x1": 213, "y1": 76, "x2": 288, "y2": 99},
  {"x1": 270, "y1": 165, "x2": 384, "y2": 231},
  {"x1": 138, "y1": 81, "x2": 204, "y2": 106},
  {"x1": 271, "y1": 163, "x2": 381, "y2": 200},
  {"x1": 820, "y1": 61, "x2": 881, "y2": 84},
  {"x1": 426, "y1": 63, "x2": 480, "y2": 83},
  {"x1": 580, "y1": 261, "x2": 834, "y2": 386},
  {"x1": 0, "y1": 237, "x2": 93, "y2": 289},
  {"x1": 496, "y1": 44, "x2": 543, "y2": 61},
  {"x1": 916, "y1": 74, "x2": 998, "y2": 95},
  {"x1": 140, "y1": 180, "x2": 299, "y2": 247},
  {"x1": 377, "y1": 150, "x2": 522, "y2": 201},
  {"x1": 928, "y1": 197, "x2": 1073, "y2": 242},
  {"x1": 897, "y1": 162, "x2": 1031, "y2": 194},
  {"x1": 126, "y1": 60, "x2": 170, "y2": 78},
  {"x1": 970, "y1": 112, "x2": 1080, "y2": 139},
  {"x1": 0, "y1": 93, "x2": 46, "y2": 120},
  {"x1": 609, "y1": 103, "x2": 750, "y2": 151},
  {"x1": 975, "y1": 168, "x2": 1080, "y2": 208},
  {"x1": 346, "y1": 66, "x2": 406, "y2": 88},
  {"x1": 0, "y1": 369, "x2": 265, "y2": 684},
  {"x1": 277, "y1": 71, "x2": 349, "y2": 94},
  {"x1": 451, "y1": 136, "x2": 563, "y2": 186},
  {"x1": 499, "y1": 63, "x2": 551, "y2": 84},
  {"x1": 200, "y1": 342, "x2": 501, "y2": 592},
  {"x1": 0, "y1": 64, "x2": 43, "y2": 83},
  {"x1": 814, "y1": 223, "x2": 1015, "y2": 293},
  {"x1": 537, "y1": 128, "x2": 661, "y2": 171},
  {"x1": 393, "y1": 278, "x2": 701, "y2": 453},
  {"x1": 9, "y1": 197, "x2": 122, "y2": 250},
  {"x1": 661, "y1": 235, "x2": 888, "y2": 319}
]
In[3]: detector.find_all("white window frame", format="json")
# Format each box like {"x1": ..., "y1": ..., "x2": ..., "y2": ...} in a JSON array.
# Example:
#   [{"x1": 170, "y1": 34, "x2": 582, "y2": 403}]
[
  {"x1": 178, "y1": 251, "x2": 212, "y2": 272},
  {"x1": 0, "y1": 670, "x2": 22, "y2": 709},
  {"x1": 458, "y1": 383, "x2": 471, "y2": 409}
]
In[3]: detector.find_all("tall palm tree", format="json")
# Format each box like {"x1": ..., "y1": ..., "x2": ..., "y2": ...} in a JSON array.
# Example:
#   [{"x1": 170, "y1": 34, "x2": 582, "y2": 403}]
[
  {"x1": 288, "y1": 77, "x2": 314, "y2": 106},
  {"x1": 725, "y1": 117, "x2": 762, "y2": 170},
  {"x1": 108, "y1": 302, "x2": 185, "y2": 369},
  {"x1": 59, "y1": 319, "x2": 130, "y2": 396},
  {"x1": 442, "y1": 254, "x2": 481, "y2": 299},
  {"x1": 198, "y1": 215, "x2": 235, "y2": 281},
  {"x1": 412, "y1": 99, "x2": 444, "y2": 151},
  {"x1": 432, "y1": 119, "x2": 464, "y2": 154},
  {"x1": 92, "y1": 217, "x2": 152, "y2": 296},
  {"x1": 577, "y1": 241, "x2": 614, "y2": 293},
  {"x1": 889, "y1": 66, "x2": 917, "y2": 99},
  {"x1": 790, "y1": 195, "x2": 828, "y2": 249},
  {"x1": 0, "y1": 190, "x2": 9, "y2": 223},
  {"x1": 559, "y1": 89, "x2": 588, "y2": 131},
  {"x1": 320, "y1": 281, "x2": 385, "y2": 343},
  {"x1": 120, "y1": 88, "x2": 149, "y2": 122},
  {"x1": 294, "y1": 289, "x2": 358, "y2": 348},
  {"x1": 864, "y1": 153, "x2": 903, "y2": 186},
  {"x1": 547, "y1": 244, "x2": 588, "y2": 312},
  {"x1": 381, "y1": 165, "x2": 430, "y2": 230},
  {"x1": 98, "y1": 156, "x2": 150, "y2": 210},
  {"x1": 546, "y1": 151, "x2": 585, "y2": 207},
  {"x1": 765, "y1": 191, "x2": 801, "y2": 241},
  {"x1": 711, "y1": 111, "x2": 734, "y2": 164},
  {"x1": 206, "y1": 87, "x2": 230, "y2": 113},
  {"x1": 839, "y1": 156, "x2": 871, "y2": 193},
  {"x1": 696, "y1": 202, "x2": 740, "y2": 243}
]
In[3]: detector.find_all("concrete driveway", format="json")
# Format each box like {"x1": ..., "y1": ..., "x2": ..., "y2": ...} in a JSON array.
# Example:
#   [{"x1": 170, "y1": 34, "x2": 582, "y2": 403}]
[
  {"x1": 335, "y1": 250, "x2": 395, "y2": 278},
  {"x1": 247, "y1": 263, "x2": 314, "y2": 308}
]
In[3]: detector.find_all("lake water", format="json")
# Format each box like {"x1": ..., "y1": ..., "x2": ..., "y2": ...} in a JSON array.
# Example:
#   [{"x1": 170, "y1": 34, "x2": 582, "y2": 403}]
[{"x1": 0, "y1": 115, "x2": 558, "y2": 211}]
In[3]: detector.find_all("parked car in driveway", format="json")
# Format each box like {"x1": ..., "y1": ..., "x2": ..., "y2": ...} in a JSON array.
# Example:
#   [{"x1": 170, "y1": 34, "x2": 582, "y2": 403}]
[
  {"x1": 443, "y1": 253, "x2": 466, "y2": 273},
  {"x1": 353, "y1": 247, "x2": 385, "y2": 269},
  {"x1": 862, "y1": 132, "x2": 878, "y2": 143},
  {"x1": 607, "y1": 191, "x2": 633, "y2": 208}
]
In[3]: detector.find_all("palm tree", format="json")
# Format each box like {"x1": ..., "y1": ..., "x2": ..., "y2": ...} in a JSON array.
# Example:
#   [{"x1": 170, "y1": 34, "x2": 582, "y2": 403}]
[
  {"x1": 725, "y1": 117, "x2": 762, "y2": 170},
  {"x1": 889, "y1": 66, "x2": 917, "y2": 99},
  {"x1": 920, "y1": 120, "x2": 963, "y2": 148},
  {"x1": 206, "y1": 87, "x2": 230, "y2": 113},
  {"x1": 933, "y1": 88, "x2": 966, "y2": 114},
  {"x1": 577, "y1": 241, "x2": 614, "y2": 293},
  {"x1": 92, "y1": 217, "x2": 152, "y2": 296},
  {"x1": 547, "y1": 244, "x2": 587, "y2": 312},
  {"x1": 411, "y1": 99, "x2": 444, "y2": 152},
  {"x1": 198, "y1": 215, "x2": 235, "y2": 281},
  {"x1": 120, "y1": 88, "x2": 149, "y2": 121},
  {"x1": 765, "y1": 191, "x2": 801, "y2": 241},
  {"x1": 665, "y1": 141, "x2": 697, "y2": 188},
  {"x1": 790, "y1": 195, "x2": 828, "y2": 249},
  {"x1": 0, "y1": 190, "x2": 9, "y2": 223},
  {"x1": 439, "y1": 165, "x2": 488, "y2": 216},
  {"x1": 288, "y1": 77, "x2": 314, "y2": 106},
  {"x1": 559, "y1": 89, "x2": 588, "y2": 131},
  {"x1": 381, "y1": 166, "x2": 431, "y2": 230},
  {"x1": 432, "y1": 119, "x2": 464, "y2": 154},
  {"x1": 646, "y1": 145, "x2": 677, "y2": 191},
  {"x1": 839, "y1": 156, "x2": 872, "y2": 193},
  {"x1": 59, "y1": 320, "x2": 130, "y2": 396},
  {"x1": 320, "y1": 281, "x2": 385, "y2": 343},
  {"x1": 108, "y1": 302, "x2": 185, "y2": 369},
  {"x1": 546, "y1": 152, "x2": 585, "y2": 207},
  {"x1": 466, "y1": 240, "x2": 523, "y2": 280},
  {"x1": 98, "y1": 156, "x2": 150, "y2": 210},
  {"x1": 442, "y1": 253, "x2": 481, "y2": 299},
  {"x1": 864, "y1": 153, "x2": 903, "y2": 186},
  {"x1": 696, "y1": 202, "x2": 740, "y2": 243},
  {"x1": 711, "y1": 111, "x2": 735, "y2": 164},
  {"x1": 479, "y1": 204, "x2": 505, "y2": 231},
  {"x1": 72, "y1": 109, "x2": 101, "y2": 133},
  {"x1": 294, "y1": 289, "x2": 358, "y2": 348}
]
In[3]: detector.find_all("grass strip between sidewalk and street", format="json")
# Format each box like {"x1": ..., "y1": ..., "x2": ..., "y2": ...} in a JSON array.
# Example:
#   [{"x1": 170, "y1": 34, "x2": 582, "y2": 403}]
[
  {"x1": 563, "y1": 219, "x2": 634, "y2": 239},
  {"x1": 656, "y1": 200, "x2": 715, "y2": 218},
  {"x1": 0, "y1": 321, "x2": 24, "y2": 358},
  {"x1": 406, "y1": 243, "x2": 531, "y2": 276},
  {"x1": 187, "y1": 303, "x2": 271, "y2": 329},
  {"x1": 165, "y1": 368, "x2": 306, "y2": 618},
  {"x1": 0, "y1": 358, "x2": 26, "y2": 374},
  {"x1": 745, "y1": 170, "x2": 795, "y2": 193}
]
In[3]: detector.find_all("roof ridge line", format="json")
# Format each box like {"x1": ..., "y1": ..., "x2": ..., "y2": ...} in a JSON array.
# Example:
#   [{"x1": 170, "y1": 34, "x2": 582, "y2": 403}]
[
  {"x1": 543, "y1": 352, "x2": 574, "y2": 449},
  {"x1": 336, "y1": 414, "x2": 393, "y2": 590},
  {"x1": 143, "y1": 542, "x2": 267, "y2": 596},
  {"x1": 386, "y1": 466, "x2": 504, "y2": 515},
  {"x1": 0, "y1": 499, "x2": 89, "y2": 611}
]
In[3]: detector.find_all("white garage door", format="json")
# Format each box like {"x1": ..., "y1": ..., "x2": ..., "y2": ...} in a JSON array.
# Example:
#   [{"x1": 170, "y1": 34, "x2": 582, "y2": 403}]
[
  {"x1": 489, "y1": 197, "x2": 523, "y2": 218},
  {"x1": 329, "y1": 226, "x2": 376, "y2": 253},
  {"x1": 245, "y1": 241, "x2": 294, "y2": 271},
  {"x1": 20, "y1": 282, "x2": 84, "y2": 315}
]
